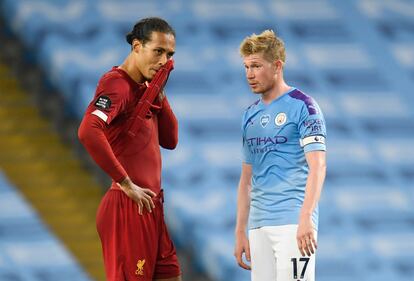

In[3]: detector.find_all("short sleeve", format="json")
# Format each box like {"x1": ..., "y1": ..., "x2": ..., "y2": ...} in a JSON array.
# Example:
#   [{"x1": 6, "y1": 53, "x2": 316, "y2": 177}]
[
  {"x1": 297, "y1": 98, "x2": 327, "y2": 153},
  {"x1": 88, "y1": 75, "x2": 130, "y2": 124},
  {"x1": 241, "y1": 111, "x2": 253, "y2": 164}
]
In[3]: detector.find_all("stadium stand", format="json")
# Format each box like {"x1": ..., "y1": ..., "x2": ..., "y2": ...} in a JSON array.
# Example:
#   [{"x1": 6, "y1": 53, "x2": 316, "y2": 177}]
[
  {"x1": 1, "y1": 0, "x2": 414, "y2": 280},
  {"x1": 0, "y1": 171, "x2": 92, "y2": 281},
  {"x1": 0, "y1": 61, "x2": 106, "y2": 280}
]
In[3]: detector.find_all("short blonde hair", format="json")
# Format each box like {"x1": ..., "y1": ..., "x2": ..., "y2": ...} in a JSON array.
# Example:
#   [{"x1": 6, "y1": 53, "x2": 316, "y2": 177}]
[{"x1": 239, "y1": 30, "x2": 286, "y2": 63}]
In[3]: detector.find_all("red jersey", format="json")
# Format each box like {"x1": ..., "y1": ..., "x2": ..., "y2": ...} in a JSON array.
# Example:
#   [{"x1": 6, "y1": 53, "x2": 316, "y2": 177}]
[
  {"x1": 78, "y1": 67, "x2": 178, "y2": 194},
  {"x1": 79, "y1": 67, "x2": 181, "y2": 280}
]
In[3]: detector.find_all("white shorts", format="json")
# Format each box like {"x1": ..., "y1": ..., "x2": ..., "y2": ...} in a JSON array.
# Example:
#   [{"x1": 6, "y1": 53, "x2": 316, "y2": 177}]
[{"x1": 249, "y1": 225, "x2": 317, "y2": 281}]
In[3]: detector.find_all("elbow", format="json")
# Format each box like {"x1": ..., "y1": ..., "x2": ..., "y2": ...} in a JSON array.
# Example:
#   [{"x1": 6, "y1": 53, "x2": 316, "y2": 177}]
[
  {"x1": 78, "y1": 117, "x2": 95, "y2": 146},
  {"x1": 171, "y1": 130, "x2": 179, "y2": 149},
  {"x1": 78, "y1": 122, "x2": 87, "y2": 145},
  {"x1": 165, "y1": 143, "x2": 178, "y2": 150},
  {"x1": 160, "y1": 123, "x2": 178, "y2": 149},
  {"x1": 78, "y1": 114, "x2": 104, "y2": 146},
  {"x1": 310, "y1": 162, "x2": 327, "y2": 177},
  {"x1": 318, "y1": 160, "x2": 327, "y2": 171},
  {"x1": 320, "y1": 159, "x2": 327, "y2": 172},
  {"x1": 317, "y1": 160, "x2": 327, "y2": 170},
  {"x1": 169, "y1": 137, "x2": 178, "y2": 150},
  {"x1": 309, "y1": 158, "x2": 327, "y2": 174},
  {"x1": 162, "y1": 135, "x2": 178, "y2": 150},
  {"x1": 320, "y1": 164, "x2": 327, "y2": 178}
]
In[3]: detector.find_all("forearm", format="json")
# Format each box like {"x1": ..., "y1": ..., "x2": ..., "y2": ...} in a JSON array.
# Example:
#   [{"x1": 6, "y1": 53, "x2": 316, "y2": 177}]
[
  {"x1": 301, "y1": 165, "x2": 326, "y2": 216},
  {"x1": 119, "y1": 176, "x2": 133, "y2": 191},
  {"x1": 158, "y1": 97, "x2": 178, "y2": 149},
  {"x1": 235, "y1": 181, "x2": 251, "y2": 234},
  {"x1": 78, "y1": 114, "x2": 127, "y2": 183}
]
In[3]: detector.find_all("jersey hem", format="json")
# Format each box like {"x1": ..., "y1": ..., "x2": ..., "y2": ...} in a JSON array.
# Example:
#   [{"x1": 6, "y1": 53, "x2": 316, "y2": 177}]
[{"x1": 249, "y1": 218, "x2": 319, "y2": 231}]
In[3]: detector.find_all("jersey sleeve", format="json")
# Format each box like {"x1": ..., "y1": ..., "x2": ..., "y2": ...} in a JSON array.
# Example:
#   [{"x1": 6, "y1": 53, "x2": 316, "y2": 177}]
[
  {"x1": 158, "y1": 97, "x2": 178, "y2": 150},
  {"x1": 241, "y1": 111, "x2": 253, "y2": 164},
  {"x1": 78, "y1": 113, "x2": 128, "y2": 183},
  {"x1": 297, "y1": 98, "x2": 327, "y2": 153},
  {"x1": 88, "y1": 75, "x2": 130, "y2": 124}
]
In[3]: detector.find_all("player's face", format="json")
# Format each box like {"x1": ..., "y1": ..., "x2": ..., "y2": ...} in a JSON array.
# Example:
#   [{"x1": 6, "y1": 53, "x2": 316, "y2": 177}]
[
  {"x1": 135, "y1": 31, "x2": 175, "y2": 80},
  {"x1": 243, "y1": 53, "x2": 277, "y2": 94}
]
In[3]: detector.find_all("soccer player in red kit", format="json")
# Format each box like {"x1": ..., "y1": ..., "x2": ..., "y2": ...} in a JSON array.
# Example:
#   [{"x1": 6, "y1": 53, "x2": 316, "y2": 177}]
[{"x1": 78, "y1": 17, "x2": 182, "y2": 281}]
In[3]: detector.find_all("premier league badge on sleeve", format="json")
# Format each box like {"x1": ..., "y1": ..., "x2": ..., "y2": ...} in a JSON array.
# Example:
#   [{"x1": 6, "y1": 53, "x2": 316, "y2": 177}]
[
  {"x1": 260, "y1": 115, "x2": 270, "y2": 128},
  {"x1": 275, "y1": 112, "x2": 287, "y2": 126}
]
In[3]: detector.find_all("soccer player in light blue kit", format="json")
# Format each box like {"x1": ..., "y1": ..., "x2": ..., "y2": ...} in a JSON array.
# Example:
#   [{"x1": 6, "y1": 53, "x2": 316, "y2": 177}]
[{"x1": 234, "y1": 30, "x2": 327, "y2": 281}]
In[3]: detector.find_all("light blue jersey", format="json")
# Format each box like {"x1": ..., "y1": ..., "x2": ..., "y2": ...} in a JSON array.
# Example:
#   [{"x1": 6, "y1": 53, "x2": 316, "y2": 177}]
[{"x1": 242, "y1": 88, "x2": 326, "y2": 230}]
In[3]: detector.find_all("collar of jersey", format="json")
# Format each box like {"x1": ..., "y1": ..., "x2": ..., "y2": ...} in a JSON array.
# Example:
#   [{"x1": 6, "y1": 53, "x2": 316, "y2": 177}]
[
  {"x1": 258, "y1": 87, "x2": 296, "y2": 108},
  {"x1": 113, "y1": 66, "x2": 147, "y2": 91}
]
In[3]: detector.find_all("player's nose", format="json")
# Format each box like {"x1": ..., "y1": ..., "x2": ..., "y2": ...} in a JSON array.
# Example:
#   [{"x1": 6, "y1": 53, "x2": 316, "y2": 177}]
[
  {"x1": 159, "y1": 54, "x2": 168, "y2": 66},
  {"x1": 246, "y1": 69, "x2": 255, "y2": 79}
]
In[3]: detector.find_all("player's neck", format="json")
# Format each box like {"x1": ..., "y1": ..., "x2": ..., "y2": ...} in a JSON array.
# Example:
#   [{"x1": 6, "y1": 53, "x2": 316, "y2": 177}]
[
  {"x1": 261, "y1": 80, "x2": 291, "y2": 104},
  {"x1": 118, "y1": 54, "x2": 145, "y2": 84}
]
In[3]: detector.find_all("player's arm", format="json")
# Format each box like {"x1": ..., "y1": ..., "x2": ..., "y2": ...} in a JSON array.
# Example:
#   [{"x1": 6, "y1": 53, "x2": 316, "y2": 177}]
[
  {"x1": 297, "y1": 150, "x2": 326, "y2": 256},
  {"x1": 78, "y1": 113, "x2": 127, "y2": 183},
  {"x1": 157, "y1": 95, "x2": 178, "y2": 149},
  {"x1": 234, "y1": 162, "x2": 252, "y2": 270},
  {"x1": 78, "y1": 81, "x2": 157, "y2": 214},
  {"x1": 78, "y1": 114, "x2": 156, "y2": 214},
  {"x1": 296, "y1": 96, "x2": 327, "y2": 256}
]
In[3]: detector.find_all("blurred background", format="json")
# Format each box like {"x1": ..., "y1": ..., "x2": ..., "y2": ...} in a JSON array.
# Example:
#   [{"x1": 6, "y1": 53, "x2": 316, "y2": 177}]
[{"x1": 0, "y1": 0, "x2": 414, "y2": 280}]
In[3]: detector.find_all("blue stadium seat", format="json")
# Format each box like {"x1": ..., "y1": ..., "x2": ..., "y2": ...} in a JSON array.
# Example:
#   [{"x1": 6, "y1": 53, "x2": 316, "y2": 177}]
[
  {"x1": 0, "y1": 172, "x2": 91, "y2": 281},
  {"x1": 192, "y1": 228, "x2": 250, "y2": 281},
  {"x1": 2, "y1": 0, "x2": 414, "y2": 279},
  {"x1": 1, "y1": 0, "x2": 100, "y2": 50}
]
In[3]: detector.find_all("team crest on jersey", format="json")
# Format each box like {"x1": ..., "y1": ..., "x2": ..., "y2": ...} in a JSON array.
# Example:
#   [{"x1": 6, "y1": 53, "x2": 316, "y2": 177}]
[
  {"x1": 135, "y1": 259, "x2": 145, "y2": 276},
  {"x1": 260, "y1": 115, "x2": 270, "y2": 128},
  {"x1": 275, "y1": 112, "x2": 287, "y2": 126}
]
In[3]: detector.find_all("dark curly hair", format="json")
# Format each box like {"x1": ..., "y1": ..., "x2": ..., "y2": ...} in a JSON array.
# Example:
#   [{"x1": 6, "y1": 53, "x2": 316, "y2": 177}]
[{"x1": 126, "y1": 17, "x2": 175, "y2": 45}]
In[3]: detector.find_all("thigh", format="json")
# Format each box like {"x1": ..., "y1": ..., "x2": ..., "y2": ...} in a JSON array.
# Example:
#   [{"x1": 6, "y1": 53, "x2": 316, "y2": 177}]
[
  {"x1": 153, "y1": 206, "x2": 181, "y2": 280},
  {"x1": 249, "y1": 228, "x2": 277, "y2": 281},
  {"x1": 266, "y1": 225, "x2": 316, "y2": 281},
  {"x1": 97, "y1": 190, "x2": 159, "y2": 281}
]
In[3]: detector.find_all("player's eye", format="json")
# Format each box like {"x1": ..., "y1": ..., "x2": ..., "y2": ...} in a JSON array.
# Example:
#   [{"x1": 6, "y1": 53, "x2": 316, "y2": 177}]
[{"x1": 154, "y1": 49, "x2": 163, "y2": 55}]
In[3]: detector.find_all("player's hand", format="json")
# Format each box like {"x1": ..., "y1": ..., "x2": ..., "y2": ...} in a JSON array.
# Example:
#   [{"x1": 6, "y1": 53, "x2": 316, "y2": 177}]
[
  {"x1": 118, "y1": 177, "x2": 156, "y2": 215},
  {"x1": 297, "y1": 214, "x2": 317, "y2": 257},
  {"x1": 234, "y1": 231, "x2": 251, "y2": 270}
]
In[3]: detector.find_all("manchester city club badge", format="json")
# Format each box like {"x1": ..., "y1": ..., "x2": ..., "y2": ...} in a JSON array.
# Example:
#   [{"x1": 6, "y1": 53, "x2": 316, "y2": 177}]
[{"x1": 275, "y1": 112, "x2": 287, "y2": 126}]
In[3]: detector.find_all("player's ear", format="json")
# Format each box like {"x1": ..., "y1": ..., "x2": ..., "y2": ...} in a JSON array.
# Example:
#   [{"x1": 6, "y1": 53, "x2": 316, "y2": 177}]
[
  {"x1": 274, "y1": 60, "x2": 283, "y2": 73},
  {"x1": 132, "y1": 39, "x2": 142, "y2": 53}
]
